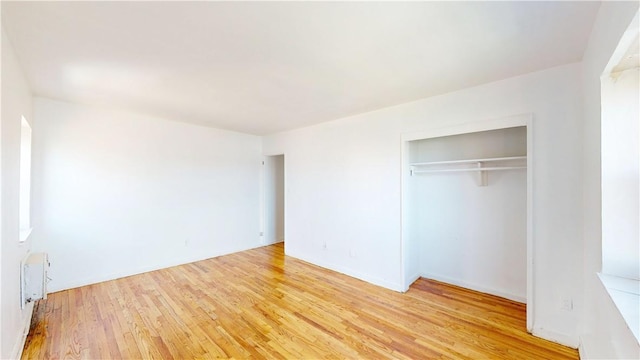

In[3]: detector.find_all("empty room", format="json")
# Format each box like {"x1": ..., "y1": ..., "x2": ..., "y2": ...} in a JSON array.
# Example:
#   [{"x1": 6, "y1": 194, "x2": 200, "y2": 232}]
[{"x1": 1, "y1": 1, "x2": 639, "y2": 359}]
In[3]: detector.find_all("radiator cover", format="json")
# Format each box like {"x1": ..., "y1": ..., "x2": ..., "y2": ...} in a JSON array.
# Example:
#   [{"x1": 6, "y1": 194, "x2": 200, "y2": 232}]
[{"x1": 23, "y1": 253, "x2": 49, "y2": 305}]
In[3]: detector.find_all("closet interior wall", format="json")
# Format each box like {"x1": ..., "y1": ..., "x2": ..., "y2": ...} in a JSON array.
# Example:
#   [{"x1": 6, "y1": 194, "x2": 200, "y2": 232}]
[{"x1": 407, "y1": 126, "x2": 527, "y2": 302}]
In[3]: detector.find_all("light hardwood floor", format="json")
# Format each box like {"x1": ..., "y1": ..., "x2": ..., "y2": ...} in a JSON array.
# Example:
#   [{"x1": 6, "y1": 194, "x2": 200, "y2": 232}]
[{"x1": 22, "y1": 243, "x2": 578, "y2": 359}]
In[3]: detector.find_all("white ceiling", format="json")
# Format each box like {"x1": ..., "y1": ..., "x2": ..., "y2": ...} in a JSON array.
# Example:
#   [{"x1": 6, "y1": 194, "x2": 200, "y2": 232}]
[{"x1": 2, "y1": 1, "x2": 600, "y2": 135}]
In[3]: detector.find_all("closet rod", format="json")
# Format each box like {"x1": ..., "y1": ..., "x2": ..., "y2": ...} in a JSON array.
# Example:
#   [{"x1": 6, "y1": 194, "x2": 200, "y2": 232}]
[
  {"x1": 412, "y1": 166, "x2": 526, "y2": 174},
  {"x1": 410, "y1": 156, "x2": 526, "y2": 167}
]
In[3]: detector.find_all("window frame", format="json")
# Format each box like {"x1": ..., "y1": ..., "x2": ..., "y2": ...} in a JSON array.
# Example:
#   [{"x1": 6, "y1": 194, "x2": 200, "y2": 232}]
[{"x1": 19, "y1": 115, "x2": 32, "y2": 242}]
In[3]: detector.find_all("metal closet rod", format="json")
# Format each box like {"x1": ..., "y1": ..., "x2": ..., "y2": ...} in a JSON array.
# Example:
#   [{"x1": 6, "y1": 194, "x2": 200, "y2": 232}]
[{"x1": 412, "y1": 166, "x2": 526, "y2": 174}]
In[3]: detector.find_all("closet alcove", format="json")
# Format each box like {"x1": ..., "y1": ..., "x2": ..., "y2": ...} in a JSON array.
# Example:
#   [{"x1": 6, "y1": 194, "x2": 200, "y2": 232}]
[{"x1": 402, "y1": 123, "x2": 530, "y2": 316}]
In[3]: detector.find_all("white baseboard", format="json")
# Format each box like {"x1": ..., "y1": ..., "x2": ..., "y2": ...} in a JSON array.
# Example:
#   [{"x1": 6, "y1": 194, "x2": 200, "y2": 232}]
[
  {"x1": 287, "y1": 251, "x2": 405, "y2": 292},
  {"x1": 415, "y1": 274, "x2": 579, "y2": 348},
  {"x1": 49, "y1": 243, "x2": 267, "y2": 293},
  {"x1": 421, "y1": 272, "x2": 526, "y2": 303},
  {"x1": 10, "y1": 301, "x2": 34, "y2": 360},
  {"x1": 404, "y1": 273, "x2": 422, "y2": 292},
  {"x1": 533, "y1": 327, "x2": 578, "y2": 349},
  {"x1": 578, "y1": 336, "x2": 588, "y2": 359}
]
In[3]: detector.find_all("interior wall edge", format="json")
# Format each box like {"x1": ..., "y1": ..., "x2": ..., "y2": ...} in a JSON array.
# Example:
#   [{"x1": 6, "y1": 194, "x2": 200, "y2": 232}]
[
  {"x1": 286, "y1": 250, "x2": 405, "y2": 293},
  {"x1": 420, "y1": 272, "x2": 526, "y2": 304},
  {"x1": 9, "y1": 302, "x2": 33, "y2": 360},
  {"x1": 1, "y1": 24, "x2": 34, "y2": 360},
  {"x1": 533, "y1": 327, "x2": 579, "y2": 349},
  {"x1": 47, "y1": 243, "x2": 270, "y2": 294}
]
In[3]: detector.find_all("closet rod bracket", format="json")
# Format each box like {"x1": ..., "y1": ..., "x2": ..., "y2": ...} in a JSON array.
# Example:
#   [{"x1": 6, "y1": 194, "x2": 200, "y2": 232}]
[{"x1": 478, "y1": 162, "x2": 488, "y2": 186}]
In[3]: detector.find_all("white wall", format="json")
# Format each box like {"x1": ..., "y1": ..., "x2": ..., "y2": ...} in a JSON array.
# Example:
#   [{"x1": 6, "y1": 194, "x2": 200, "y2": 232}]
[
  {"x1": 409, "y1": 127, "x2": 527, "y2": 302},
  {"x1": 31, "y1": 98, "x2": 263, "y2": 292},
  {"x1": 263, "y1": 154, "x2": 284, "y2": 244},
  {"x1": 580, "y1": 2, "x2": 640, "y2": 359},
  {"x1": 1, "y1": 27, "x2": 34, "y2": 360},
  {"x1": 601, "y1": 67, "x2": 639, "y2": 280},
  {"x1": 6, "y1": 4, "x2": 637, "y2": 355},
  {"x1": 264, "y1": 62, "x2": 584, "y2": 346}
]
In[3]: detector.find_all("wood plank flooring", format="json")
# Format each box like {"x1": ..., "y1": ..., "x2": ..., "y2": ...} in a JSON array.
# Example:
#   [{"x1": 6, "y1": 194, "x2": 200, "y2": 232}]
[{"x1": 22, "y1": 243, "x2": 578, "y2": 359}]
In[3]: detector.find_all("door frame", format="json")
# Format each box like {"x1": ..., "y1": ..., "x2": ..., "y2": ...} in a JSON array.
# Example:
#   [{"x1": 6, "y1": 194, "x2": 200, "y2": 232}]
[
  {"x1": 260, "y1": 153, "x2": 286, "y2": 247},
  {"x1": 400, "y1": 113, "x2": 534, "y2": 332}
]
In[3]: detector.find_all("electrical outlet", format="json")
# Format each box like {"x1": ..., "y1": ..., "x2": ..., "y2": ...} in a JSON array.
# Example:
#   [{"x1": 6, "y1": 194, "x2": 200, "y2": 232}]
[
  {"x1": 561, "y1": 298, "x2": 573, "y2": 311},
  {"x1": 349, "y1": 249, "x2": 357, "y2": 258},
  {"x1": 323, "y1": 241, "x2": 327, "y2": 250}
]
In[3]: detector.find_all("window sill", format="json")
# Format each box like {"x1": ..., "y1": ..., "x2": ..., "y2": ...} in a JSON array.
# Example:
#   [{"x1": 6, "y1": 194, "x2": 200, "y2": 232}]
[
  {"x1": 598, "y1": 273, "x2": 640, "y2": 344},
  {"x1": 19, "y1": 228, "x2": 32, "y2": 243}
]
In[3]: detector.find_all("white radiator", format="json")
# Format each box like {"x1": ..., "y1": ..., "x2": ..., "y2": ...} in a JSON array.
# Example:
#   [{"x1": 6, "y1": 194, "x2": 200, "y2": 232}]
[{"x1": 22, "y1": 253, "x2": 49, "y2": 307}]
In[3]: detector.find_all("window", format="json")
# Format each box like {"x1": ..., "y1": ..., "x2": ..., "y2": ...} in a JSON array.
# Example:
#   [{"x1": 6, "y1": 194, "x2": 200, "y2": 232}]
[
  {"x1": 19, "y1": 115, "x2": 32, "y2": 241},
  {"x1": 600, "y1": 12, "x2": 639, "y2": 342},
  {"x1": 601, "y1": 64, "x2": 639, "y2": 280},
  {"x1": 601, "y1": 29, "x2": 640, "y2": 280}
]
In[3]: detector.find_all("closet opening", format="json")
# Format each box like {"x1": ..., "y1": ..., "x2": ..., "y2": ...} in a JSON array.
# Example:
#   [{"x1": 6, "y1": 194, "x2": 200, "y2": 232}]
[
  {"x1": 262, "y1": 154, "x2": 285, "y2": 247},
  {"x1": 401, "y1": 115, "x2": 533, "y2": 331}
]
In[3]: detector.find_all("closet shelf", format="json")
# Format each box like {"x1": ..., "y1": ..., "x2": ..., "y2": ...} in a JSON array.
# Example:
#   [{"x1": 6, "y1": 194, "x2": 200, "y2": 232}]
[
  {"x1": 412, "y1": 166, "x2": 526, "y2": 174},
  {"x1": 409, "y1": 156, "x2": 526, "y2": 167},
  {"x1": 409, "y1": 155, "x2": 526, "y2": 185}
]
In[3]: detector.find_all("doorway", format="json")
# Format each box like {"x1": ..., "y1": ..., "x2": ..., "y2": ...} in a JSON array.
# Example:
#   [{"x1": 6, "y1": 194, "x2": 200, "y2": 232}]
[
  {"x1": 401, "y1": 114, "x2": 534, "y2": 331},
  {"x1": 263, "y1": 154, "x2": 285, "y2": 245}
]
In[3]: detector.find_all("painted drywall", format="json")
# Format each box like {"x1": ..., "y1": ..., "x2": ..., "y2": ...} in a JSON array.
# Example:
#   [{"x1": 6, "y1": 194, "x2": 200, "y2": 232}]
[
  {"x1": 580, "y1": 2, "x2": 640, "y2": 359},
  {"x1": 1, "y1": 27, "x2": 35, "y2": 360},
  {"x1": 31, "y1": 98, "x2": 263, "y2": 292},
  {"x1": 263, "y1": 155, "x2": 284, "y2": 245},
  {"x1": 408, "y1": 127, "x2": 527, "y2": 302},
  {"x1": 601, "y1": 67, "x2": 639, "y2": 280},
  {"x1": 263, "y1": 63, "x2": 584, "y2": 346}
]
